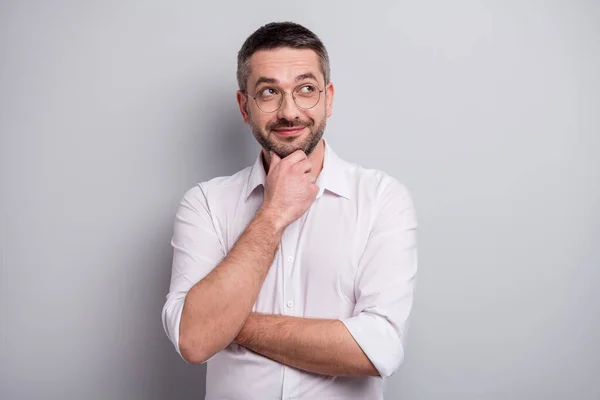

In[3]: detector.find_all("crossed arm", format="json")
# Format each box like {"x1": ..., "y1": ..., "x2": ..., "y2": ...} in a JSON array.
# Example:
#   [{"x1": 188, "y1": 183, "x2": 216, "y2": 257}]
[
  {"x1": 162, "y1": 179, "x2": 417, "y2": 378},
  {"x1": 234, "y1": 312, "x2": 379, "y2": 377}
]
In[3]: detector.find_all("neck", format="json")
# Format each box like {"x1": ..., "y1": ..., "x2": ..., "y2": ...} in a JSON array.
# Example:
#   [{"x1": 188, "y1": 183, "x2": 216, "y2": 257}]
[{"x1": 262, "y1": 139, "x2": 325, "y2": 177}]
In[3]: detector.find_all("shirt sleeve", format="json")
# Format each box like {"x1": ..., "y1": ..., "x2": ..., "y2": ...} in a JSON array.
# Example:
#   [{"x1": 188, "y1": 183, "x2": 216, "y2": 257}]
[
  {"x1": 341, "y1": 177, "x2": 418, "y2": 378},
  {"x1": 161, "y1": 183, "x2": 225, "y2": 360}
]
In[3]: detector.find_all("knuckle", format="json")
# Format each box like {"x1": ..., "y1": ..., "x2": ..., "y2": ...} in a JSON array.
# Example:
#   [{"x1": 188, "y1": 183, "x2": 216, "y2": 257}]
[
  {"x1": 281, "y1": 159, "x2": 293, "y2": 169},
  {"x1": 295, "y1": 150, "x2": 307, "y2": 160}
]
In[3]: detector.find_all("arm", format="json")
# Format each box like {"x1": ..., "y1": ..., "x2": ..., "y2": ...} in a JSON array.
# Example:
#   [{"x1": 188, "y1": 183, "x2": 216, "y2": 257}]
[
  {"x1": 178, "y1": 206, "x2": 283, "y2": 364},
  {"x1": 235, "y1": 177, "x2": 418, "y2": 378},
  {"x1": 340, "y1": 178, "x2": 418, "y2": 378},
  {"x1": 162, "y1": 184, "x2": 283, "y2": 365},
  {"x1": 235, "y1": 312, "x2": 379, "y2": 377},
  {"x1": 161, "y1": 150, "x2": 319, "y2": 364}
]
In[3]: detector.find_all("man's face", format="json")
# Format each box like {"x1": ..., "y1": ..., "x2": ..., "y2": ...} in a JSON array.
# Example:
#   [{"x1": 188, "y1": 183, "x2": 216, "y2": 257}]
[{"x1": 237, "y1": 48, "x2": 334, "y2": 158}]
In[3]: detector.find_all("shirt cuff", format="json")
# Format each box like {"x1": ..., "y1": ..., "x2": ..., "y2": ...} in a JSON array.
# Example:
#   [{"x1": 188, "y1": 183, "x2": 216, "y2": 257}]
[
  {"x1": 341, "y1": 312, "x2": 404, "y2": 378},
  {"x1": 162, "y1": 295, "x2": 186, "y2": 359}
]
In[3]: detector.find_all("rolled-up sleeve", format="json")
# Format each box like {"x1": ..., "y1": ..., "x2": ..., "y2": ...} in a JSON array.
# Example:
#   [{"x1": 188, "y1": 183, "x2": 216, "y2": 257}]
[
  {"x1": 161, "y1": 183, "x2": 225, "y2": 359},
  {"x1": 341, "y1": 177, "x2": 418, "y2": 378}
]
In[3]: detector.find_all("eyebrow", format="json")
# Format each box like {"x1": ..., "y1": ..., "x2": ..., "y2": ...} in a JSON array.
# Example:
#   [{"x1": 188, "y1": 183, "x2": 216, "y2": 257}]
[
  {"x1": 253, "y1": 73, "x2": 319, "y2": 89},
  {"x1": 254, "y1": 76, "x2": 278, "y2": 87},
  {"x1": 295, "y1": 72, "x2": 318, "y2": 82}
]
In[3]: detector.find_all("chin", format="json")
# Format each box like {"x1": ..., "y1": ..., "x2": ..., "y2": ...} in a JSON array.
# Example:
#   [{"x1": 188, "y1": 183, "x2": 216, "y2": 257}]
[
  {"x1": 273, "y1": 147, "x2": 299, "y2": 158},
  {"x1": 277, "y1": 142, "x2": 319, "y2": 158}
]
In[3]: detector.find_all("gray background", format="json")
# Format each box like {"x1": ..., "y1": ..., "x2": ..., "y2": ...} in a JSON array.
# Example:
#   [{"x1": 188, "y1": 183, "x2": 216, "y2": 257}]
[{"x1": 1, "y1": 1, "x2": 599, "y2": 399}]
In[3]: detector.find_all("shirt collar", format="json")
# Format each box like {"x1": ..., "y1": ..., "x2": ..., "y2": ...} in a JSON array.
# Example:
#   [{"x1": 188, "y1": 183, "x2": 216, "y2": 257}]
[{"x1": 245, "y1": 138, "x2": 351, "y2": 201}]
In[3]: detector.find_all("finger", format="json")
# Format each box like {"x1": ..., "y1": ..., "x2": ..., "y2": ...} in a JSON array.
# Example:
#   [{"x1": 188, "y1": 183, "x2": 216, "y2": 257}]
[
  {"x1": 269, "y1": 151, "x2": 281, "y2": 172},
  {"x1": 284, "y1": 149, "x2": 308, "y2": 164},
  {"x1": 296, "y1": 159, "x2": 313, "y2": 173},
  {"x1": 311, "y1": 183, "x2": 320, "y2": 195}
]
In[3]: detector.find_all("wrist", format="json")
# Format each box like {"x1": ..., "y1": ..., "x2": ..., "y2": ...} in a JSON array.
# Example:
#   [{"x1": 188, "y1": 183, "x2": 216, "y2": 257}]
[{"x1": 256, "y1": 205, "x2": 286, "y2": 234}]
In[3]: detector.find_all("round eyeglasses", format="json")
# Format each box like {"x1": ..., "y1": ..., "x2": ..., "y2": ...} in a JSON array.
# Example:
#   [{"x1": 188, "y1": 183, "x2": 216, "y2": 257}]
[{"x1": 245, "y1": 83, "x2": 324, "y2": 113}]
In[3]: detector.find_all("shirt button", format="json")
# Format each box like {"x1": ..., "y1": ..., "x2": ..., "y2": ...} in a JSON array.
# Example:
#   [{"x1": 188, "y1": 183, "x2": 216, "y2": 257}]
[
  {"x1": 287, "y1": 256, "x2": 294, "y2": 263},
  {"x1": 286, "y1": 300, "x2": 293, "y2": 308}
]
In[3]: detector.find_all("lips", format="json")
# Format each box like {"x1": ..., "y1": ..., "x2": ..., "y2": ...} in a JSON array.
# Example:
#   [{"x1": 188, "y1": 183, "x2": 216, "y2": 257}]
[{"x1": 272, "y1": 127, "x2": 306, "y2": 137}]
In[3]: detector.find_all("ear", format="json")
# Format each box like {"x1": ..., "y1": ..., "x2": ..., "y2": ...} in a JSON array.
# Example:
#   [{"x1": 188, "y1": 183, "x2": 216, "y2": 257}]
[
  {"x1": 237, "y1": 90, "x2": 250, "y2": 124},
  {"x1": 325, "y1": 82, "x2": 335, "y2": 118}
]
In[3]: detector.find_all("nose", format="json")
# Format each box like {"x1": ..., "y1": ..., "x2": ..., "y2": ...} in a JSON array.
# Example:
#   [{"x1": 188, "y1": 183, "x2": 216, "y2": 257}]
[{"x1": 276, "y1": 92, "x2": 302, "y2": 121}]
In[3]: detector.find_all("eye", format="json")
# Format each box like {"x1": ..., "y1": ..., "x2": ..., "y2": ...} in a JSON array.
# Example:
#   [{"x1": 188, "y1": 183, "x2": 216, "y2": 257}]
[
  {"x1": 258, "y1": 87, "x2": 279, "y2": 98},
  {"x1": 297, "y1": 84, "x2": 316, "y2": 94}
]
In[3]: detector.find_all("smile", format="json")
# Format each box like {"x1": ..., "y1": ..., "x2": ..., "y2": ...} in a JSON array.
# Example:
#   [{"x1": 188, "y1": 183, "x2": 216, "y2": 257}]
[{"x1": 272, "y1": 127, "x2": 306, "y2": 137}]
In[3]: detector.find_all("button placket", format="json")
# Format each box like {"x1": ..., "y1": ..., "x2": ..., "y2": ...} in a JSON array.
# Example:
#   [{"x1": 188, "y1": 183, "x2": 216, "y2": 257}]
[
  {"x1": 281, "y1": 212, "x2": 311, "y2": 399},
  {"x1": 282, "y1": 219, "x2": 300, "y2": 315},
  {"x1": 279, "y1": 230, "x2": 294, "y2": 400}
]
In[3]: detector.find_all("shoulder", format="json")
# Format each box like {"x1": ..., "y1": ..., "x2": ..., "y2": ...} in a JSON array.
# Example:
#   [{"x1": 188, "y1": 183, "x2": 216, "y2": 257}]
[
  {"x1": 347, "y1": 161, "x2": 413, "y2": 204},
  {"x1": 345, "y1": 161, "x2": 417, "y2": 230}
]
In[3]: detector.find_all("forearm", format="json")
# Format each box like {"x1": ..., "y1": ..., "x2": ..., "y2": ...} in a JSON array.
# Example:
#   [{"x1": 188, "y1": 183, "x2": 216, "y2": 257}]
[
  {"x1": 235, "y1": 313, "x2": 379, "y2": 377},
  {"x1": 179, "y1": 209, "x2": 283, "y2": 363}
]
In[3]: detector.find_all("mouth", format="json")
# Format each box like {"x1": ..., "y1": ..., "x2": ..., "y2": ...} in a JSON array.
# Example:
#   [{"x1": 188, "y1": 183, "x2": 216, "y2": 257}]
[{"x1": 272, "y1": 126, "x2": 306, "y2": 138}]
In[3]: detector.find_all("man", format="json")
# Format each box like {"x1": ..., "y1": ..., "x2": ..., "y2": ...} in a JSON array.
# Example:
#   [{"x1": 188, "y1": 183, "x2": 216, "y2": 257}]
[{"x1": 162, "y1": 21, "x2": 418, "y2": 400}]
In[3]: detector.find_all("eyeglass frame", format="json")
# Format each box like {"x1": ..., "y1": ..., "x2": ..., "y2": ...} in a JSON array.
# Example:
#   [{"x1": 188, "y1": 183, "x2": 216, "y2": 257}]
[{"x1": 243, "y1": 83, "x2": 326, "y2": 113}]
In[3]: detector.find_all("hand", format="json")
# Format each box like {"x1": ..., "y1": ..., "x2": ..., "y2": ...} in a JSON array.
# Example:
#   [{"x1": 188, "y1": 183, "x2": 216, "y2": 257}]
[{"x1": 261, "y1": 150, "x2": 319, "y2": 230}]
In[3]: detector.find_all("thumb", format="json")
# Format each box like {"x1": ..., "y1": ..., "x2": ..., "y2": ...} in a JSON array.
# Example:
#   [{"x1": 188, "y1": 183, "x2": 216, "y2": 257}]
[{"x1": 269, "y1": 151, "x2": 281, "y2": 171}]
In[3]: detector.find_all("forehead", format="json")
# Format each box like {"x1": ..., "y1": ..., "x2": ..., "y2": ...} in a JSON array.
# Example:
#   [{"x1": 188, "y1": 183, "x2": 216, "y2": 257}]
[{"x1": 248, "y1": 48, "x2": 322, "y2": 88}]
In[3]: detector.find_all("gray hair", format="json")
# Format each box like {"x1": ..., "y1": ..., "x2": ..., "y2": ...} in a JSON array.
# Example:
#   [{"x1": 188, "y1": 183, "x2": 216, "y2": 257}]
[{"x1": 236, "y1": 22, "x2": 331, "y2": 93}]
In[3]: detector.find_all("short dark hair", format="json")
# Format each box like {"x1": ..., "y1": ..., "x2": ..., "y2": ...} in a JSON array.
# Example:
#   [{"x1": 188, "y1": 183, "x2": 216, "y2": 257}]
[{"x1": 237, "y1": 22, "x2": 331, "y2": 92}]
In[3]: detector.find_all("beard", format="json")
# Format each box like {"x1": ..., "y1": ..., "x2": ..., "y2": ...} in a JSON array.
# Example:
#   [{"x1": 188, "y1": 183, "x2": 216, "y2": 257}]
[{"x1": 249, "y1": 114, "x2": 326, "y2": 159}]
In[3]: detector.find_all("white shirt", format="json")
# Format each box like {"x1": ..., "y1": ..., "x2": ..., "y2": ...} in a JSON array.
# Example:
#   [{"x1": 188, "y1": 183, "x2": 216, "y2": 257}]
[{"x1": 162, "y1": 139, "x2": 418, "y2": 400}]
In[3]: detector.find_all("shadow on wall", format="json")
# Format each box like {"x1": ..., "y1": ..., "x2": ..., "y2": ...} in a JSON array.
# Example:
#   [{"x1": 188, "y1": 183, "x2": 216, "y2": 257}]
[{"x1": 150, "y1": 90, "x2": 255, "y2": 399}]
